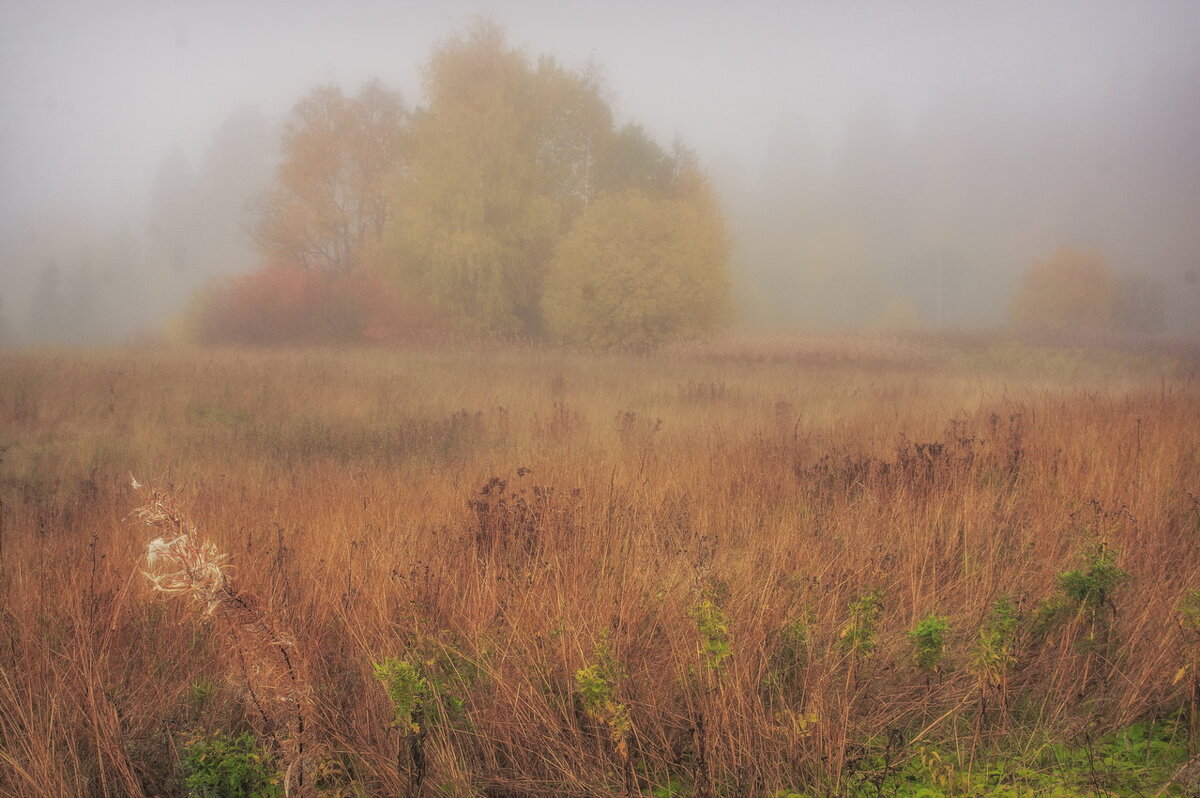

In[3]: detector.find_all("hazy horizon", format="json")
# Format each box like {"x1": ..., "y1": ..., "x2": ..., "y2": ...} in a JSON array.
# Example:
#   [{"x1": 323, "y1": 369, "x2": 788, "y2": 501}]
[{"x1": 3, "y1": 0, "x2": 1198, "y2": 339}]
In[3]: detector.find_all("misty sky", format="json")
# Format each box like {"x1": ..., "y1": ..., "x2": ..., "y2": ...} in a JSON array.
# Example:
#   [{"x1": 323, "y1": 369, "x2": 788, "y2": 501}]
[{"x1": 2, "y1": 0, "x2": 1199, "y2": 335}]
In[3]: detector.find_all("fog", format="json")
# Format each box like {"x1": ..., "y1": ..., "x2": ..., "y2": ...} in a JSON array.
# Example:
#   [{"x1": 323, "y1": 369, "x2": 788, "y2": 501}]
[{"x1": 2, "y1": 0, "x2": 1198, "y2": 342}]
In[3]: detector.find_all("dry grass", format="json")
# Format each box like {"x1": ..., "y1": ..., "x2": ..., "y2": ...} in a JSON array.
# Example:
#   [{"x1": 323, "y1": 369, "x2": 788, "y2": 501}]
[{"x1": 0, "y1": 335, "x2": 1197, "y2": 796}]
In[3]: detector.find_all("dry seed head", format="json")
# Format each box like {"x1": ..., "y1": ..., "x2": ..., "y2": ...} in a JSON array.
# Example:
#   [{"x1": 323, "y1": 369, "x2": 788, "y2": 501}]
[{"x1": 131, "y1": 478, "x2": 230, "y2": 614}]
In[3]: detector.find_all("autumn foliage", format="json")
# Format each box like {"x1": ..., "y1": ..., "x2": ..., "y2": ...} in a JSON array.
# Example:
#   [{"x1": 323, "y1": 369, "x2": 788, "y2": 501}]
[
  {"x1": 193, "y1": 265, "x2": 446, "y2": 345},
  {"x1": 253, "y1": 81, "x2": 407, "y2": 276},
  {"x1": 190, "y1": 21, "x2": 730, "y2": 348},
  {"x1": 1010, "y1": 247, "x2": 1117, "y2": 333},
  {"x1": 543, "y1": 187, "x2": 729, "y2": 348}
]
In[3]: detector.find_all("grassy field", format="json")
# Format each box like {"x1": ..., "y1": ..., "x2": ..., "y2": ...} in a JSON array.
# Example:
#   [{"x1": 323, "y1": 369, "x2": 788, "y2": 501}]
[{"x1": 1, "y1": 335, "x2": 1199, "y2": 796}]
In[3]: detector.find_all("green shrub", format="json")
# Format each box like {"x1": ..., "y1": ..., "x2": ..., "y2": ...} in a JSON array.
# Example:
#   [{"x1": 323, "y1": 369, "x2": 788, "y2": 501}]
[
  {"x1": 1056, "y1": 543, "x2": 1129, "y2": 615},
  {"x1": 372, "y1": 657, "x2": 430, "y2": 731},
  {"x1": 840, "y1": 590, "x2": 883, "y2": 659},
  {"x1": 972, "y1": 597, "x2": 1018, "y2": 688},
  {"x1": 1178, "y1": 590, "x2": 1200, "y2": 637},
  {"x1": 180, "y1": 732, "x2": 282, "y2": 798},
  {"x1": 908, "y1": 614, "x2": 950, "y2": 673},
  {"x1": 1031, "y1": 544, "x2": 1131, "y2": 640},
  {"x1": 764, "y1": 615, "x2": 811, "y2": 694},
  {"x1": 690, "y1": 588, "x2": 732, "y2": 672},
  {"x1": 575, "y1": 635, "x2": 631, "y2": 753}
]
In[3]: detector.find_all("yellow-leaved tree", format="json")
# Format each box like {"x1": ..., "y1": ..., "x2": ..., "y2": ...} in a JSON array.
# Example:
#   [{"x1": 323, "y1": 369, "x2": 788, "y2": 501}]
[
  {"x1": 384, "y1": 21, "x2": 612, "y2": 336},
  {"x1": 542, "y1": 153, "x2": 729, "y2": 349}
]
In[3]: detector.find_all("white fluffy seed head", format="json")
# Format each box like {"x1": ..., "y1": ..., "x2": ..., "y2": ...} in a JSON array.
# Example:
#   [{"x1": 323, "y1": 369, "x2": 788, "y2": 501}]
[{"x1": 146, "y1": 536, "x2": 171, "y2": 569}]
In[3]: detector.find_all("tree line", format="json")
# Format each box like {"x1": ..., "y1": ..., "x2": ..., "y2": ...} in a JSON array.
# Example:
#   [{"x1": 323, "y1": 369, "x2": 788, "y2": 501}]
[{"x1": 197, "y1": 21, "x2": 730, "y2": 348}]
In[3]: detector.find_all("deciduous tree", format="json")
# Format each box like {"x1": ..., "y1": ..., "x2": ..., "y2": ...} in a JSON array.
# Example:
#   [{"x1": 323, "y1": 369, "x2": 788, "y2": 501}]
[
  {"x1": 383, "y1": 21, "x2": 693, "y2": 338},
  {"x1": 255, "y1": 81, "x2": 407, "y2": 274},
  {"x1": 1010, "y1": 247, "x2": 1116, "y2": 332},
  {"x1": 542, "y1": 179, "x2": 729, "y2": 349},
  {"x1": 386, "y1": 21, "x2": 610, "y2": 335}
]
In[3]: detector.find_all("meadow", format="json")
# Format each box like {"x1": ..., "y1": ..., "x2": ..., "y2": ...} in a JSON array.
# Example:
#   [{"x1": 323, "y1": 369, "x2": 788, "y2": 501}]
[{"x1": 1, "y1": 334, "x2": 1198, "y2": 797}]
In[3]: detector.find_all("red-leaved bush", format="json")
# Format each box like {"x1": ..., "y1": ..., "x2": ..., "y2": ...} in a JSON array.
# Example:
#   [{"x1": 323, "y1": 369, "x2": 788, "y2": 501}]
[{"x1": 193, "y1": 266, "x2": 449, "y2": 345}]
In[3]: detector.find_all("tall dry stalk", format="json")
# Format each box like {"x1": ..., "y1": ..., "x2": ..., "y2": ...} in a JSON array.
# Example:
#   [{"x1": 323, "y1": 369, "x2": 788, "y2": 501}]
[{"x1": 131, "y1": 477, "x2": 314, "y2": 793}]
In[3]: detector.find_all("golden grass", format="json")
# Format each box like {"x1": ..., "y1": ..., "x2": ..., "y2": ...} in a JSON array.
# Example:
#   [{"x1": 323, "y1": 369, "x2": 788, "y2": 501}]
[{"x1": 0, "y1": 335, "x2": 1197, "y2": 796}]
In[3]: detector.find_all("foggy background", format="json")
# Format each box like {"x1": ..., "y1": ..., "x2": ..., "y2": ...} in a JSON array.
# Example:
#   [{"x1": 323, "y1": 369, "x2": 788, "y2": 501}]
[{"x1": 2, "y1": 0, "x2": 1198, "y2": 342}]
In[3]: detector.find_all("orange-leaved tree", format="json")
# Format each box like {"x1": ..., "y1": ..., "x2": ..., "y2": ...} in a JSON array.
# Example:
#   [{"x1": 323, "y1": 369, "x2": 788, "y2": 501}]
[
  {"x1": 190, "y1": 266, "x2": 445, "y2": 345},
  {"x1": 254, "y1": 80, "x2": 408, "y2": 275},
  {"x1": 1010, "y1": 247, "x2": 1116, "y2": 333}
]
